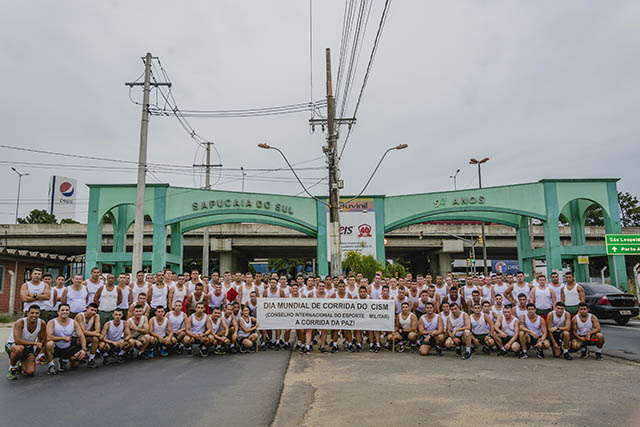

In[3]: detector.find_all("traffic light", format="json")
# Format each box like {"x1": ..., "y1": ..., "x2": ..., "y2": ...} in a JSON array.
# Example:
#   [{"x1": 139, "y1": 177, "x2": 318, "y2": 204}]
[
  {"x1": 466, "y1": 258, "x2": 471, "y2": 266},
  {"x1": 478, "y1": 234, "x2": 483, "y2": 244},
  {"x1": 419, "y1": 231, "x2": 423, "y2": 240}
]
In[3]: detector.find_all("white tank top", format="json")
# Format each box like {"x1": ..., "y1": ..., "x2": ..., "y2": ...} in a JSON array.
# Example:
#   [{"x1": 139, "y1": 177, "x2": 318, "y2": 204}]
[
  {"x1": 534, "y1": 287, "x2": 553, "y2": 310},
  {"x1": 420, "y1": 314, "x2": 439, "y2": 332},
  {"x1": 53, "y1": 318, "x2": 76, "y2": 348},
  {"x1": 209, "y1": 292, "x2": 226, "y2": 309},
  {"x1": 86, "y1": 279, "x2": 103, "y2": 304},
  {"x1": 248, "y1": 300, "x2": 258, "y2": 317},
  {"x1": 493, "y1": 283, "x2": 508, "y2": 302},
  {"x1": 549, "y1": 284, "x2": 564, "y2": 303},
  {"x1": 132, "y1": 283, "x2": 148, "y2": 302},
  {"x1": 502, "y1": 317, "x2": 517, "y2": 336},
  {"x1": 106, "y1": 320, "x2": 124, "y2": 341},
  {"x1": 67, "y1": 286, "x2": 88, "y2": 314},
  {"x1": 346, "y1": 287, "x2": 358, "y2": 299},
  {"x1": 238, "y1": 316, "x2": 252, "y2": 338},
  {"x1": 491, "y1": 306, "x2": 503, "y2": 322},
  {"x1": 240, "y1": 284, "x2": 257, "y2": 304},
  {"x1": 398, "y1": 312, "x2": 413, "y2": 329},
  {"x1": 434, "y1": 285, "x2": 447, "y2": 300},
  {"x1": 524, "y1": 315, "x2": 543, "y2": 336},
  {"x1": 51, "y1": 286, "x2": 66, "y2": 311},
  {"x1": 44, "y1": 284, "x2": 57, "y2": 311},
  {"x1": 462, "y1": 286, "x2": 476, "y2": 303},
  {"x1": 515, "y1": 305, "x2": 528, "y2": 320},
  {"x1": 152, "y1": 317, "x2": 168, "y2": 336},
  {"x1": 470, "y1": 314, "x2": 490, "y2": 335},
  {"x1": 370, "y1": 285, "x2": 383, "y2": 300},
  {"x1": 482, "y1": 286, "x2": 492, "y2": 302},
  {"x1": 190, "y1": 293, "x2": 205, "y2": 310},
  {"x1": 394, "y1": 296, "x2": 409, "y2": 314},
  {"x1": 190, "y1": 314, "x2": 207, "y2": 334},
  {"x1": 8, "y1": 318, "x2": 42, "y2": 344},
  {"x1": 118, "y1": 286, "x2": 130, "y2": 310},
  {"x1": 187, "y1": 281, "x2": 200, "y2": 294},
  {"x1": 224, "y1": 314, "x2": 235, "y2": 327},
  {"x1": 128, "y1": 316, "x2": 147, "y2": 338},
  {"x1": 168, "y1": 311, "x2": 185, "y2": 331},
  {"x1": 564, "y1": 284, "x2": 580, "y2": 306},
  {"x1": 446, "y1": 295, "x2": 462, "y2": 307},
  {"x1": 266, "y1": 288, "x2": 281, "y2": 298},
  {"x1": 512, "y1": 284, "x2": 530, "y2": 302},
  {"x1": 440, "y1": 312, "x2": 451, "y2": 328},
  {"x1": 416, "y1": 299, "x2": 429, "y2": 313},
  {"x1": 449, "y1": 313, "x2": 465, "y2": 335},
  {"x1": 150, "y1": 284, "x2": 168, "y2": 308},
  {"x1": 301, "y1": 287, "x2": 315, "y2": 298},
  {"x1": 211, "y1": 317, "x2": 224, "y2": 334},
  {"x1": 23, "y1": 281, "x2": 46, "y2": 311},
  {"x1": 79, "y1": 312, "x2": 96, "y2": 332},
  {"x1": 171, "y1": 285, "x2": 187, "y2": 307},
  {"x1": 576, "y1": 313, "x2": 594, "y2": 336},
  {"x1": 98, "y1": 286, "x2": 118, "y2": 312},
  {"x1": 550, "y1": 311, "x2": 568, "y2": 328}
]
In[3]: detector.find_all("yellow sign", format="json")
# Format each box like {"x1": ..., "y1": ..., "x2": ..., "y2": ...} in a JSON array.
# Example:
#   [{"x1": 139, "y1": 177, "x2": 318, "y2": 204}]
[{"x1": 577, "y1": 256, "x2": 589, "y2": 264}]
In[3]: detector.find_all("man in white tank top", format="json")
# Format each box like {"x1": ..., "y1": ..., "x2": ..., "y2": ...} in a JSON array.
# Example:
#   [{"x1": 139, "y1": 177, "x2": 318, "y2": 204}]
[
  {"x1": 493, "y1": 305, "x2": 521, "y2": 356},
  {"x1": 20, "y1": 267, "x2": 50, "y2": 318},
  {"x1": 508, "y1": 271, "x2": 531, "y2": 304},
  {"x1": 518, "y1": 303, "x2": 550, "y2": 359},
  {"x1": 84, "y1": 267, "x2": 104, "y2": 306},
  {"x1": 417, "y1": 301, "x2": 443, "y2": 356},
  {"x1": 530, "y1": 275, "x2": 556, "y2": 316},
  {"x1": 149, "y1": 306, "x2": 173, "y2": 357},
  {"x1": 45, "y1": 303, "x2": 87, "y2": 374},
  {"x1": 445, "y1": 303, "x2": 472, "y2": 359},
  {"x1": 562, "y1": 272, "x2": 585, "y2": 315},
  {"x1": 570, "y1": 303, "x2": 604, "y2": 360},
  {"x1": 99, "y1": 308, "x2": 131, "y2": 364},
  {"x1": 148, "y1": 274, "x2": 169, "y2": 317},
  {"x1": 184, "y1": 302, "x2": 213, "y2": 357},
  {"x1": 222, "y1": 303, "x2": 239, "y2": 353},
  {"x1": 548, "y1": 272, "x2": 565, "y2": 306},
  {"x1": 186, "y1": 283, "x2": 209, "y2": 316},
  {"x1": 167, "y1": 300, "x2": 187, "y2": 353},
  {"x1": 261, "y1": 278, "x2": 286, "y2": 351},
  {"x1": 6, "y1": 305, "x2": 47, "y2": 380},
  {"x1": 547, "y1": 302, "x2": 572, "y2": 360},
  {"x1": 44, "y1": 275, "x2": 66, "y2": 323},
  {"x1": 94, "y1": 273, "x2": 123, "y2": 326},
  {"x1": 62, "y1": 274, "x2": 89, "y2": 318},
  {"x1": 128, "y1": 293, "x2": 151, "y2": 320},
  {"x1": 127, "y1": 304, "x2": 152, "y2": 359},
  {"x1": 131, "y1": 271, "x2": 148, "y2": 303},
  {"x1": 209, "y1": 307, "x2": 230, "y2": 354},
  {"x1": 391, "y1": 301, "x2": 418, "y2": 352},
  {"x1": 75, "y1": 303, "x2": 101, "y2": 368},
  {"x1": 116, "y1": 273, "x2": 133, "y2": 317},
  {"x1": 470, "y1": 302, "x2": 496, "y2": 354},
  {"x1": 168, "y1": 274, "x2": 188, "y2": 310}
]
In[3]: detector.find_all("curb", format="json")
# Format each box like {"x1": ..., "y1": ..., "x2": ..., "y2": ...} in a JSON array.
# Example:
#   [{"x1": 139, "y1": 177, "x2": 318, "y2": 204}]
[{"x1": 603, "y1": 349, "x2": 640, "y2": 363}]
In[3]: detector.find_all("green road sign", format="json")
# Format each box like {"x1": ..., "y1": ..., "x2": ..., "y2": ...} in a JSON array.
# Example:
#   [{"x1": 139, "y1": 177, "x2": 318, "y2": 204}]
[{"x1": 606, "y1": 234, "x2": 640, "y2": 255}]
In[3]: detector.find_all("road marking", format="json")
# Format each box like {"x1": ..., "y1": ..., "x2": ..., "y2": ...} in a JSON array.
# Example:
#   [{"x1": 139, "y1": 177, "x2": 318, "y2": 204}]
[{"x1": 602, "y1": 324, "x2": 640, "y2": 332}]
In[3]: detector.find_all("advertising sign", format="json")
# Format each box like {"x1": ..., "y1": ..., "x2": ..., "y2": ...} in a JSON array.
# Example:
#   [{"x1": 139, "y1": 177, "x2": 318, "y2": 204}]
[
  {"x1": 328, "y1": 198, "x2": 377, "y2": 259},
  {"x1": 48, "y1": 176, "x2": 77, "y2": 220}
]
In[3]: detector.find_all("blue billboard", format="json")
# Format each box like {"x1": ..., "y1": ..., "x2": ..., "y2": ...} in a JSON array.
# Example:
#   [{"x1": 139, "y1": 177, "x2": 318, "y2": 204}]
[{"x1": 491, "y1": 260, "x2": 519, "y2": 274}]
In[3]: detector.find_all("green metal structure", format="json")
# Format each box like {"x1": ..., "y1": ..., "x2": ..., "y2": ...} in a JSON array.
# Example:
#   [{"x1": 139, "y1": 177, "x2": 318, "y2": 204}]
[{"x1": 85, "y1": 179, "x2": 628, "y2": 288}]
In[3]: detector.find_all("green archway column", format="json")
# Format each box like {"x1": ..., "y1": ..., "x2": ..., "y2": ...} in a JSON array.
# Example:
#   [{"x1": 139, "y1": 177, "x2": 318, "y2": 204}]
[
  {"x1": 168, "y1": 223, "x2": 183, "y2": 273},
  {"x1": 604, "y1": 182, "x2": 628, "y2": 289},
  {"x1": 374, "y1": 197, "x2": 386, "y2": 265},
  {"x1": 151, "y1": 186, "x2": 168, "y2": 273},
  {"x1": 543, "y1": 182, "x2": 563, "y2": 274},
  {"x1": 316, "y1": 200, "x2": 328, "y2": 276},
  {"x1": 112, "y1": 205, "x2": 129, "y2": 276},
  {"x1": 85, "y1": 187, "x2": 102, "y2": 278},
  {"x1": 516, "y1": 222, "x2": 534, "y2": 280}
]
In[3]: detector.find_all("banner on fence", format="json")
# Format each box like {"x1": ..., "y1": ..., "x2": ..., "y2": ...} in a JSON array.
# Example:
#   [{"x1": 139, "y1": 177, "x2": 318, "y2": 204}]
[{"x1": 256, "y1": 298, "x2": 394, "y2": 331}]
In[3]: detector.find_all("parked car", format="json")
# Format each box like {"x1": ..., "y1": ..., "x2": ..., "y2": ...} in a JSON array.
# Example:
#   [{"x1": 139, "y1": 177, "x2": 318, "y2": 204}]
[{"x1": 582, "y1": 283, "x2": 639, "y2": 325}]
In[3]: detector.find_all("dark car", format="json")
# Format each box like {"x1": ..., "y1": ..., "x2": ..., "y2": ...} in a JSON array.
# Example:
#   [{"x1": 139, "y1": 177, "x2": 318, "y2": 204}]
[{"x1": 582, "y1": 283, "x2": 639, "y2": 325}]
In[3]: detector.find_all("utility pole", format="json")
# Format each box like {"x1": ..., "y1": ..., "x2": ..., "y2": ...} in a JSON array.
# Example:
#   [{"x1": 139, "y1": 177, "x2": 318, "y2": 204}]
[
  {"x1": 193, "y1": 141, "x2": 222, "y2": 277},
  {"x1": 241, "y1": 167, "x2": 246, "y2": 192},
  {"x1": 325, "y1": 48, "x2": 342, "y2": 277},
  {"x1": 469, "y1": 157, "x2": 490, "y2": 276},
  {"x1": 125, "y1": 53, "x2": 172, "y2": 274},
  {"x1": 11, "y1": 168, "x2": 28, "y2": 224}
]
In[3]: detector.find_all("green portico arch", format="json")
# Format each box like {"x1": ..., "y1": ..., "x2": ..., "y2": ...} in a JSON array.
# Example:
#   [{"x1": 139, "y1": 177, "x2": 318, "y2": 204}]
[
  {"x1": 85, "y1": 178, "x2": 628, "y2": 289},
  {"x1": 85, "y1": 184, "x2": 326, "y2": 276}
]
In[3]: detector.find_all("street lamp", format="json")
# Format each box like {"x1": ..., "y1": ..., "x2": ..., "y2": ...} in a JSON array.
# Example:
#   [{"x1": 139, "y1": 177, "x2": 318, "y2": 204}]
[
  {"x1": 11, "y1": 168, "x2": 29, "y2": 224},
  {"x1": 449, "y1": 168, "x2": 460, "y2": 190},
  {"x1": 469, "y1": 157, "x2": 489, "y2": 275}
]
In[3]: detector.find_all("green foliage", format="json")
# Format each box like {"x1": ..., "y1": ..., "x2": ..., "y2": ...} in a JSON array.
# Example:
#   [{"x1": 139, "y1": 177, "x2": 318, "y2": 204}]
[
  {"x1": 0, "y1": 314, "x2": 11, "y2": 323},
  {"x1": 17, "y1": 209, "x2": 57, "y2": 224},
  {"x1": 384, "y1": 262, "x2": 407, "y2": 279},
  {"x1": 342, "y1": 251, "x2": 383, "y2": 281},
  {"x1": 267, "y1": 258, "x2": 309, "y2": 277},
  {"x1": 584, "y1": 192, "x2": 640, "y2": 227},
  {"x1": 60, "y1": 218, "x2": 79, "y2": 224}
]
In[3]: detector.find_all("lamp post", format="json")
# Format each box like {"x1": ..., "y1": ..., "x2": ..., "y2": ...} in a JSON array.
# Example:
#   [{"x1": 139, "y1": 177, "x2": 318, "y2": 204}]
[
  {"x1": 11, "y1": 168, "x2": 28, "y2": 224},
  {"x1": 449, "y1": 168, "x2": 460, "y2": 190},
  {"x1": 469, "y1": 157, "x2": 489, "y2": 276}
]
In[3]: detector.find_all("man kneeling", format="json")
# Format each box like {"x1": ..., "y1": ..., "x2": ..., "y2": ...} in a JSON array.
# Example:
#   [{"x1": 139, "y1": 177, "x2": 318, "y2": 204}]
[{"x1": 6, "y1": 304, "x2": 47, "y2": 380}]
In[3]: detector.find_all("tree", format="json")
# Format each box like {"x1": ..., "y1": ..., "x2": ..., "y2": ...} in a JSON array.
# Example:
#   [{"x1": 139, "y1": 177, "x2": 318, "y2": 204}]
[
  {"x1": 17, "y1": 209, "x2": 57, "y2": 224},
  {"x1": 267, "y1": 258, "x2": 310, "y2": 278},
  {"x1": 60, "y1": 218, "x2": 79, "y2": 224},
  {"x1": 342, "y1": 251, "x2": 383, "y2": 282}
]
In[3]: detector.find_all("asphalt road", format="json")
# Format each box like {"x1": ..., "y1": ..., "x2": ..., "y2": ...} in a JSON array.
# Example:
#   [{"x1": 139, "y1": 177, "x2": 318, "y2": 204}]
[
  {"x1": 0, "y1": 350, "x2": 290, "y2": 427},
  {"x1": 600, "y1": 319, "x2": 640, "y2": 361}
]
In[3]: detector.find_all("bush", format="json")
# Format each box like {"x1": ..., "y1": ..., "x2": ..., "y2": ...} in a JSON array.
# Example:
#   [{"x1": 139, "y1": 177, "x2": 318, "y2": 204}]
[{"x1": 0, "y1": 314, "x2": 11, "y2": 323}]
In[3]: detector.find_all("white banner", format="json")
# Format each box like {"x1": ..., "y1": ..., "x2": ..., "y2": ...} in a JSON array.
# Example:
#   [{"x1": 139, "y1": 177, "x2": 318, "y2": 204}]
[
  {"x1": 328, "y1": 198, "x2": 377, "y2": 259},
  {"x1": 48, "y1": 176, "x2": 77, "y2": 220},
  {"x1": 256, "y1": 298, "x2": 394, "y2": 331}
]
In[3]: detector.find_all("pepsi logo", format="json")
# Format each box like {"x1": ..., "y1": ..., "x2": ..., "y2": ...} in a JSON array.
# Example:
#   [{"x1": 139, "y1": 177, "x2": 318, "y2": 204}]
[{"x1": 59, "y1": 182, "x2": 74, "y2": 198}]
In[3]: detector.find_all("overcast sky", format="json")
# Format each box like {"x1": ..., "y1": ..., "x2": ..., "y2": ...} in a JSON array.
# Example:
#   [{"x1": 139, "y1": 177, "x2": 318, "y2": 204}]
[{"x1": 1, "y1": 1, "x2": 638, "y2": 224}]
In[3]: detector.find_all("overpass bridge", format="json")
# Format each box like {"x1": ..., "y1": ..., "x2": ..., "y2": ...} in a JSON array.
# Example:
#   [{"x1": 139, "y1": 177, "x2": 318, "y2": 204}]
[{"x1": 2, "y1": 223, "x2": 634, "y2": 276}]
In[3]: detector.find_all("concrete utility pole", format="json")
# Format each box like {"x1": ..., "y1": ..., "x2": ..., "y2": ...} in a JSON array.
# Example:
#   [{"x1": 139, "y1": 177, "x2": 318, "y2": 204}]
[
  {"x1": 125, "y1": 53, "x2": 172, "y2": 274},
  {"x1": 325, "y1": 48, "x2": 342, "y2": 277},
  {"x1": 193, "y1": 142, "x2": 222, "y2": 277},
  {"x1": 11, "y1": 167, "x2": 28, "y2": 224},
  {"x1": 131, "y1": 52, "x2": 152, "y2": 274}
]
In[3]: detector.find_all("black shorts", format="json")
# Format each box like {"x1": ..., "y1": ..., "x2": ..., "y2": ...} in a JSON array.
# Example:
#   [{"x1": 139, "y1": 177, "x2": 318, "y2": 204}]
[
  {"x1": 53, "y1": 338, "x2": 81, "y2": 359},
  {"x1": 420, "y1": 335, "x2": 436, "y2": 347},
  {"x1": 399, "y1": 331, "x2": 410, "y2": 341},
  {"x1": 502, "y1": 335, "x2": 515, "y2": 344},
  {"x1": 552, "y1": 330, "x2": 564, "y2": 343}
]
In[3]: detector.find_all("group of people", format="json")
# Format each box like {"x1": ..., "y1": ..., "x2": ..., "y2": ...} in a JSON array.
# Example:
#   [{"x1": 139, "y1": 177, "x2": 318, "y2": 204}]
[{"x1": 6, "y1": 266, "x2": 605, "y2": 380}]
